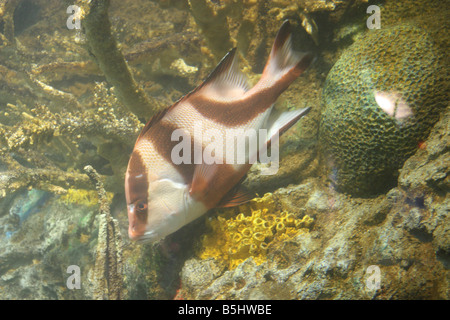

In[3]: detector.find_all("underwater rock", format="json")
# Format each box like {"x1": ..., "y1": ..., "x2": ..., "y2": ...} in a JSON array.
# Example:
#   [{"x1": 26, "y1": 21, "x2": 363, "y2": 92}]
[
  {"x1": 398, "y1": 108, "x2": 449, "y2": 193},
  {"x1": 180, "y1": 185, "x2": 449, "y2": 299},
  {"x1": 305, "y1": 190, "x2": 329, "y2": 212},
  {"x1": 319, "y1": 24, "x2": 447, "y2": 196},
  {"x1": 180, "y1": 258, "x2": 226, "y2": 296},
  {"x1": 181, "y1": 157, "x2": 449, "y2": 300},
  {"x1": 0, "y1": 195, "x2": 98, "y2": 299},
  {"x1": 8, "y1": 189, "x2": 50, "y2": 225},
  {"x1": 397, "y1": 107, "x2": 450, "y2": 267}
]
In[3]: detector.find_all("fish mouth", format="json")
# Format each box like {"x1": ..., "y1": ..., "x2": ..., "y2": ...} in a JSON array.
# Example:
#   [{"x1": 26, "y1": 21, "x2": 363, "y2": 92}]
[{"x1": 130, "y1": 230, "x2": 160, "y2": 244}]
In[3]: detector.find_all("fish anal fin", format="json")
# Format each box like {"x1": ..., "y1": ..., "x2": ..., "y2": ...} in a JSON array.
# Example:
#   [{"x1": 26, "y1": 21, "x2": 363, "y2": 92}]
[{"x1": 264, "y1": 106, "x2": 311, "y2": 145}]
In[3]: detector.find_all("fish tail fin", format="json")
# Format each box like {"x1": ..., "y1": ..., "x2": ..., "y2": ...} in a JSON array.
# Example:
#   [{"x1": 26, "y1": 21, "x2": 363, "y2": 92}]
[{"x1": 260, "y1": 20, "x2": 314, "y2": 91}]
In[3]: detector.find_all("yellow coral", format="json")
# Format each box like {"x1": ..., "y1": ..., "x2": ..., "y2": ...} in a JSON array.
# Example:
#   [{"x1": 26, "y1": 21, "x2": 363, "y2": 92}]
[
  {"x1": 60, "y1": 188, "x2": 113, "y2": 207},
  {"x1": 198, "y1": 193, "x2": 313, "y2": 269}
]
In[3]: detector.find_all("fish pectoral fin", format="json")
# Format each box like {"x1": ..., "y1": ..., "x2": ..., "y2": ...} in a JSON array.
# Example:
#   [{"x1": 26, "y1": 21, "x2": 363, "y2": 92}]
[
  {"x1": 216, "y1": 184, "x2": 255, "y2": 208},
  {"x1": 189, "y1": 163, "x2": 218, "y2": 201}
]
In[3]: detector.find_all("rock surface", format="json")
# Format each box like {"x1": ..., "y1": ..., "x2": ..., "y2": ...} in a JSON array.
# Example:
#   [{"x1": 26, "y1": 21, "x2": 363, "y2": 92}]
[{"x1": 179, "y1": 109, "x2": 449, "y2": 299}]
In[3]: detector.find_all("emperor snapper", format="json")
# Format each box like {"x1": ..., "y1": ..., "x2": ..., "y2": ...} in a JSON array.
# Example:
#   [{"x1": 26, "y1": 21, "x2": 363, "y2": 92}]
[{"x1": 125, "y1": 20, "x2": 314, "y2": 243}]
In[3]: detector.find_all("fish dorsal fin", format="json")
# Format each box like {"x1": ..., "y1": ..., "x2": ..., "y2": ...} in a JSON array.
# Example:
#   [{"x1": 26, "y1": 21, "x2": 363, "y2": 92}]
[
  {"x1": 216, "y1": 184, "x2": 255, "y2": 208},
  {"x1": 135, "y1": 108, "x2": 169, "y2": 144},
  {"x1": 196, "y1": 48, "x2": 250, "y2": 100}
]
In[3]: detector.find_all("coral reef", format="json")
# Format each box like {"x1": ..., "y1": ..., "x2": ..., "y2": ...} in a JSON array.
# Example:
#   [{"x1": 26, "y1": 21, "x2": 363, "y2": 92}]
[
  {"x1": 180, "y1": 108, "x2": 449, "y2": 298},
  {"x1": 80, "y1": 0, "x2": 161, "y2": 119},
  {"x1": 319, "y1": 23, "x2": 447, "y2": 196},
  {"x1": 0, "y1": 192, "x2": 99, "y2": 299},
  {"x1": 0, "y1": 0, "x2": 20, "y2": 46},
  {"x1": 0, "y1": 0, "x2": 447, "y2": 301},
  {"x1": 0, "y1": 95, "x2": 142, "y2": 199},
  {"x1": 198, "y1": 193, "x2": 314, "y2": 269}
]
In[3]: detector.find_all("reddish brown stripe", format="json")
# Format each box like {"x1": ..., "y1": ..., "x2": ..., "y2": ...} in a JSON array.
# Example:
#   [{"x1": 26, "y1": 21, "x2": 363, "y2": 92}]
[
  {"x1": 126, "y1": 151, "x2": 149, "y2": 228},
  {"x1": 270, "y1": 52, "x2": 314, "y2": 96},
  {"x1": 126, "y1": 151, "x2": 148, "y2": 205},
  {"x1": 128, "y1": 149, "x2": 146, "y2": 175},
  {"x1": 189, "y1": 52, "x2": 313, "y2": 126},
  {"x1": 189, "y1": 92, "x2": 273, "y2": 126},
  {"x1": 143, "y1": 120, "x2": 195, "y2": 183}
]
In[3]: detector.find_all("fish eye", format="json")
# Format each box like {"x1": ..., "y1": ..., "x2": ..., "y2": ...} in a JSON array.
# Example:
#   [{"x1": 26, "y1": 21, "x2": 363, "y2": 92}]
[{"x1": 136, "y1": 202, "x2": 147, "y2": 212}]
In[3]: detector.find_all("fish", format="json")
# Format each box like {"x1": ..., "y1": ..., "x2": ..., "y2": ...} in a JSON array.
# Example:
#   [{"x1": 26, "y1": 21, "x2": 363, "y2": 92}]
[{"x1": 125, "y1": 20, "x2": 314, "y2": 243}]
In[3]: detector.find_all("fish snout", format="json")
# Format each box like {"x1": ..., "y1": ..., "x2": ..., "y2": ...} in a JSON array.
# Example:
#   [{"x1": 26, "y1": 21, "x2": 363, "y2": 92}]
[{"x1": 128, "y1": 225, "x2": 141, "y2": 241}]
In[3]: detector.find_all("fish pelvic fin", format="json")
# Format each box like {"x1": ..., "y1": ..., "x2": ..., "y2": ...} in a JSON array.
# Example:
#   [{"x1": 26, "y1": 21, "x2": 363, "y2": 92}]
[{"x1": 261, "y1": 20, "x2": 314, "y2": 92}]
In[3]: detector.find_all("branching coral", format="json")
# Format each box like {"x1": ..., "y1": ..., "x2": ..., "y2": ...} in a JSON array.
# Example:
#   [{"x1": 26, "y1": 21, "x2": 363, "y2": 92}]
[
  {"x1": 31, "y1": 32, "x2": 202, "y2": 83},
  {"x1": 84, "y1": 165, "x2": 124, "y2": 300},
  {"x1": 198, "y1": 193, "x2": 313, "y2": 269},
  {"x1": 188, "y1": 0, "x2": 237, "y2": 59},
  {"x1": 80, "y1": 0, "x2": 162, "y2": 119},
  {"x1": 0, "y1": 0, "x2": 20, "y2": 46},
  {"x1": 0, "y1": 82, "x2": 144, "y2": 201}
]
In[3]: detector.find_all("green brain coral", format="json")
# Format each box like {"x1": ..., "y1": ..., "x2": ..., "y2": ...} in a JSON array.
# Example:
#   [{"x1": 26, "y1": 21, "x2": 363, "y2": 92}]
[
  {"x1": 319, "y1": 24, "x2": 447, "y2": 196},
  {"x1": 197, "y1": 193, "x2": 313, "y2": 270}
]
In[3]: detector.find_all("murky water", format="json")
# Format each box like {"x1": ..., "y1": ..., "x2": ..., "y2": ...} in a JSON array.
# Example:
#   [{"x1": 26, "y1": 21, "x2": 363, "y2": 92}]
[{"x1": 0, "y1": 0, "x2": 448, "y2": 300}]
